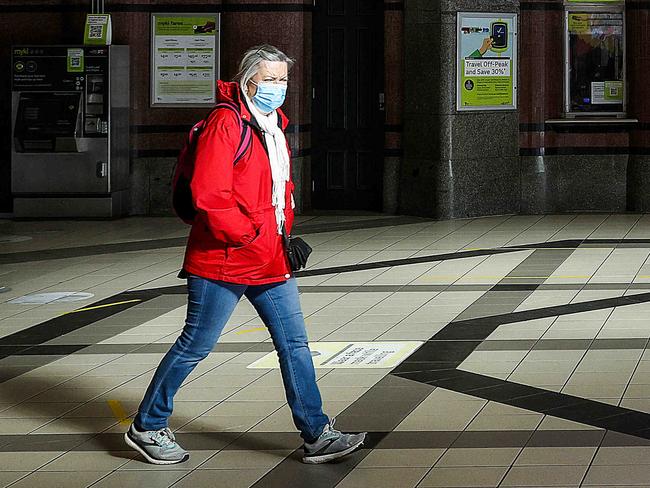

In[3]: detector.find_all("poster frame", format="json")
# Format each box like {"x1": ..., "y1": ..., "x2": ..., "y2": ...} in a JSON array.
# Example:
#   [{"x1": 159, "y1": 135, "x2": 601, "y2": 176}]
[
  {"x1": 150, "y1": 12, "x2": 221, "y2": 108},
  {"x1": 563, "y1": 3, "x2": 626, "y2": 117},
  {"x1": 456, "y1": 11, "x2": 518, "y2": 112}
]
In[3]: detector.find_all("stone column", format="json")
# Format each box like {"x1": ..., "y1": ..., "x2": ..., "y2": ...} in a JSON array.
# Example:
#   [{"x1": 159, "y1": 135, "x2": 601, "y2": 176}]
[
  {"x1": 400, "y1": 0, "x2": 520, "y2": 219},
  {"x1": 626, "y1": 3, "x2": 650, "y2": 212},
  {"x1": 383, "y1": 1, "x2": 404, "y2": 215}
]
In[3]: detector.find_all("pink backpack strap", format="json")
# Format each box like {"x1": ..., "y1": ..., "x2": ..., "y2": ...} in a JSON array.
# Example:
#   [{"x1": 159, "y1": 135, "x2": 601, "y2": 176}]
[{"x1": 202, "y1": 101, "x2": 251, "y2": 164}]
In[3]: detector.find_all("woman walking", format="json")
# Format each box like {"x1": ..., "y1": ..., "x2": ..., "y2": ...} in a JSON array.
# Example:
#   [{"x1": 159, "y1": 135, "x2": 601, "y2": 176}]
[{"x1": 125, "y1": 45, "x2": 366, "y2": 465}]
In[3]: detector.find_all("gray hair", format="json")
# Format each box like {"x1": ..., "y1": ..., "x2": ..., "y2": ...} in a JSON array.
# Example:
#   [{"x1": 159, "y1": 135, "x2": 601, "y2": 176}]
[{"x1": 234, "y1": 44, "x2": 295, "y2": 93}]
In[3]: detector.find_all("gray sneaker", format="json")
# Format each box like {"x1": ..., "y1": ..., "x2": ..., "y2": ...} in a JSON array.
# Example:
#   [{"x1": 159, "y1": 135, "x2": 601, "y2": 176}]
[
  {"x1": 302, "y1": 418, "x2": 366, "y2": 464},
  {"x1": 124, "y1": 424, "x2": 189, "y2": 465}
]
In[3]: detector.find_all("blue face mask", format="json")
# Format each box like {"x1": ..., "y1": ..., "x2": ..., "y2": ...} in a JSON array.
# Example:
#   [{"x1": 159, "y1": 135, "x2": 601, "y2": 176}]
[{"x1": 251, "y1": 82, "x2": 287, "y2": 113}]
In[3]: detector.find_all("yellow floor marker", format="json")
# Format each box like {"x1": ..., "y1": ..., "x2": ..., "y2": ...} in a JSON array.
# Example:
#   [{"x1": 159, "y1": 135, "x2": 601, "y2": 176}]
[
  {"x1": 61, "y1": 299, "x2": 142, "y2": 316},
  {"x1": 235, "y1": 327, "x2": 267, "y2": 335},
  {"x1": 107, "y1": 400, "x2": 131, "y2": 426}
]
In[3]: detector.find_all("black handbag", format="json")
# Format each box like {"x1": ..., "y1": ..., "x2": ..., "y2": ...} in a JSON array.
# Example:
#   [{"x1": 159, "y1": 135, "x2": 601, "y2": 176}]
[{"x1": 282, "y1": 225, "x2": 312, "y2": 271}]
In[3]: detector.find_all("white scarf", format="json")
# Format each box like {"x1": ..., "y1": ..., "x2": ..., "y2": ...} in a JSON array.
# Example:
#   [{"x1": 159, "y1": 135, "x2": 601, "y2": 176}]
[{"x1": 246, "y1": 97, "x2": 291, "y2": 235}]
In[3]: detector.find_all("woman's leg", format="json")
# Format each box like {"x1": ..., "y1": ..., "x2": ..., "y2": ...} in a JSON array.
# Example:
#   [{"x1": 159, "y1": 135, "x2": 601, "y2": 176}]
[
  {"x1": 135, "y1": 275, "x2": 246, "y2": 430},
  {"x1": 245, "y1": 278, "x2": 329, "y2": 442}
]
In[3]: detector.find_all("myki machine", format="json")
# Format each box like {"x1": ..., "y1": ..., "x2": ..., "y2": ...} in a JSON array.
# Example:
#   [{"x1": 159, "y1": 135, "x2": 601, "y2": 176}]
[{"x1": 11, "y1": 45, "x2": 129, "y2": 217}]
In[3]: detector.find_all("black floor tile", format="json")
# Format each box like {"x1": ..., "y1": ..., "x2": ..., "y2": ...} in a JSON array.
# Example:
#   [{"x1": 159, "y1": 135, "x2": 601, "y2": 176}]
[
  {"x1": 0, "y1": 433, "x2": 93, "y2": 452},
  {"x1": 602, "y1": 430, "x2": 650, "y2": 447},
  {"x1": 526, "y1": 430, "x2": 605, "y2": 448},
  {"x1": 224, "y1": 432, "x2": 302, "y2": 451},
  {"x1": 374, "y1": 431, "x2": 460, "y2": 449},
  {"x1": 452, "y1": 430, "x2": 534, "y2": 449}
]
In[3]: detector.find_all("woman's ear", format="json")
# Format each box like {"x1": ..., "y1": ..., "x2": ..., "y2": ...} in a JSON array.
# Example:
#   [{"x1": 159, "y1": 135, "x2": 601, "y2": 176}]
[{"x1": 246, "y1": 81, "x2": 257, "y2": 97}]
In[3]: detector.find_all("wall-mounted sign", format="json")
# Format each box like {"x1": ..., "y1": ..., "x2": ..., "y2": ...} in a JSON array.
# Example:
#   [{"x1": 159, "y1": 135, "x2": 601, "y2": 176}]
[
  {"x1": 457, "y1": 12, "x2": 518, "y2": 111},
  {"x1": 84, "y1": 14, "x2": 112, "y2": 45},
  {"x1": 151, "y1": 13, "x2": 220, "y2": 107}
]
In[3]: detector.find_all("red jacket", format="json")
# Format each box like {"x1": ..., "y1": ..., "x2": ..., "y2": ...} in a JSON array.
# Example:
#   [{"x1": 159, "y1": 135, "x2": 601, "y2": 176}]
[{"x1": 182, "y1": 81, "x2": 295, "y2": 285}]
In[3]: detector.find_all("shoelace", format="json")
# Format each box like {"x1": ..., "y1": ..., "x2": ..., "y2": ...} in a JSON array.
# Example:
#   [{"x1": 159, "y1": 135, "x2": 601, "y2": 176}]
[
  {"x1": 150, "y1": 427, "x2": 177, "y2": 448},
  {"x1": 321, "y1": 417, "x2": 341, "y2": 438}
]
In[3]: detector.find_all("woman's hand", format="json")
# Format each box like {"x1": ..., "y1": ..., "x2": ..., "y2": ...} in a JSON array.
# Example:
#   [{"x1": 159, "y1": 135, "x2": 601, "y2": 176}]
[{"x1": 479, "y1": 37, "x2": 494, "y2": 56}]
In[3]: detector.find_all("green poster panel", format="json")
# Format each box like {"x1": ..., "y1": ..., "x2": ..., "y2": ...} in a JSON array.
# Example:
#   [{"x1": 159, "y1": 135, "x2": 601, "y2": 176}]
[
  {"x1": 457, "y1": 13, "x2": 518, "y2": 111},
  {"x1": 66, "y1": 48, "x2": 84, "y2": 73}
]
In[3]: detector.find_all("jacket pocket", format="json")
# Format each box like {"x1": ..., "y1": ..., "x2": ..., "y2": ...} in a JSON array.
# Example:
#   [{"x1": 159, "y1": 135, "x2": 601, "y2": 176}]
[{"x1": 223, "y1": 220, "x2": 275, "y2": 278}]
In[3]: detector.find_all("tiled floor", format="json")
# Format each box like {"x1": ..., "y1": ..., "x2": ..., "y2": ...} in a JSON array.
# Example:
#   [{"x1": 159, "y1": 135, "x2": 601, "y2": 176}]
[{"x1": 5, "y1": 214, "x2": 650, "y2": 486}]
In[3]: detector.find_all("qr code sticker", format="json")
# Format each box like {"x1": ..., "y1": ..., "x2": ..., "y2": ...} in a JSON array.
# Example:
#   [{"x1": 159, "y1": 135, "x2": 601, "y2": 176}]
[
  {"x1": 88, "y1": 25, "x2": 103, "y2": 39},
  {"x1": 70, "y1": 57, "x2": 81, "y2": 68}
]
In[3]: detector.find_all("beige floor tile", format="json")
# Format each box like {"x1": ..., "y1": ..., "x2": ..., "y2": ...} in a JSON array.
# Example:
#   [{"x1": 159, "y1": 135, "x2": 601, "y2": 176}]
[
  {"x1": 466, "y1": 414, "x2": 543, "y2": 431},
  {"x1": 90, "y1": 469, "x2": 187, "y2": 488},
  {"x1": 0, "y1": 451, "x2": 64, "y2": 471},
  {"x1": 171, "y1": 469, "x2": 268, "y2": 487},
  {"x1": 500, "y1": 465, "x2": 588, "y2": 487},
  {"x1": 0, "y1": 402, "x2": 81, "y2": 419},
  {"x1": 248, "y1": 409, "x2": 299, "y2": 433},
  {"x1": 198, "y1": 449, "x2": 291, "y2": 470},
  {"x1": 592, "y1": 446, "x2": 650, "y2": 466},
  {"x1": 515, "y1": 447, "x2": 597, "y2": 466},
  {"x1": 436, "y1": 448, "x2": 521, "y2": 467},
  {"x1": 174, "y1": 387, "x2": 240, "y2": 402},
  {"x1": 183, "y1": 374, "x2": 262, "y2": 388},
  {"x1": 10, "y1": 471, "x2": 108, "y2": 488},
  {"x1": 336, "y1": 467, "x2": 429, "y2": 488},
  {"x1": 583, "y1": 464, "x2": 650, "y2": 485},
  {"x1": 121, "y1": 450, "x2": 216, "y2": 471},
  {"x1": 395, "y1": 414, "x2": 473, "y2": 431},
  {"x1": 202, "y1": 401, "x2": 284, "y2": 417},
  {"x1": 419, "y1": 466, "x2": 508, "y2": 487},
  {"x1": 225, "y1": 387, "x2": 288, "y2": 403},
  {"x1": 0, "y1": 417, "x2": 52, "y2": 434},
  {"x1": 177, "y1": 415, "x2": 262, "y2": 433},
  {"x1": 30, "y1": 417, "x2": 118, "y2": 434},
  {"x1": 537, "y1": 416, "x2": 603, "y2": 431},
  {"x1": 40, "y1": 451, "x2": 135, "y2": 471},
  {"x1": 61, "y1": 401, "x2": 138, "y2": 419},
  {"x1": 0, "y1": 472, "x2": 30, "y2": 488},
  {"x1": 356, "y1": 448, "x2": 445, "y2": 468},
  {"x1": 25, "y1": 387, "x2": 111, "y2": 404}
]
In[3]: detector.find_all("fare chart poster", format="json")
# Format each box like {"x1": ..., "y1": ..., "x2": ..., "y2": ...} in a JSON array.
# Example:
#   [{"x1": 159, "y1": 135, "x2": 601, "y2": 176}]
[{"x1": 151, "y1": 14, "x2": 220, "y2": 106}]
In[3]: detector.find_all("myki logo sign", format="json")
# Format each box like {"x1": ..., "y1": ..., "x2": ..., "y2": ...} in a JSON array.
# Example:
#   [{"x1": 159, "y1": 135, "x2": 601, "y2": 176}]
[{"x1": 13, "y1": 48, "x2": 29, "y2": 56}]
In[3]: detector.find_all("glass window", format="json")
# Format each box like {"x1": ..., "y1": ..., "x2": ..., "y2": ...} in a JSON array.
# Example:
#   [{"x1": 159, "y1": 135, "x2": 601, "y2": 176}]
[{"x1": 565, "y1": 4, "x2": 625, "y2": 115}]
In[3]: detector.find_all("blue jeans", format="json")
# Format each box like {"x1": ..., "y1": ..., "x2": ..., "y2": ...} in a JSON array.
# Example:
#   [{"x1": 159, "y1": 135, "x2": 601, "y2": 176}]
[{"x1": 134, "y1": 276, "x2": 329, "y2": 442}]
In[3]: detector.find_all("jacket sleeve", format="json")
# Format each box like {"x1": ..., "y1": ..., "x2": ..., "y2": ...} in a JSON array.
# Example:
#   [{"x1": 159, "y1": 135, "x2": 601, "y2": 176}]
[{"x1": 190, "y1": 109, "x2": 257, "y2": 246}]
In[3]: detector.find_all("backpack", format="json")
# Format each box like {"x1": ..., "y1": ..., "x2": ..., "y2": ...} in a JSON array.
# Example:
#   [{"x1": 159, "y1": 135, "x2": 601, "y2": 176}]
[{"x1": 172, "y1": 101, "x2": 252, "y2": 224}]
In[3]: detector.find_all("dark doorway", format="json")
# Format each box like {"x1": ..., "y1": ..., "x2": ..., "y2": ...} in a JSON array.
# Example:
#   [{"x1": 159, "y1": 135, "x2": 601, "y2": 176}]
[{"x1": 311, "y1": 0, "x2": 385, "y2": 211}]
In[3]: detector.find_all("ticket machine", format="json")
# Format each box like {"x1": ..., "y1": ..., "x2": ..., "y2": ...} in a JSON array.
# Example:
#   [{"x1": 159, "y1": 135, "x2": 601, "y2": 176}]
[{"x1": 11, "y1": 45, "x2": 129, "y2": 217}]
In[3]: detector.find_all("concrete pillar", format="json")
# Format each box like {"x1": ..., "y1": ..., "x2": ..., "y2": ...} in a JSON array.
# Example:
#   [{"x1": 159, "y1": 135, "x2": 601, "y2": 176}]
[{"x1": 400, "y1": 0, "x2": 520, "y2": 219}]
